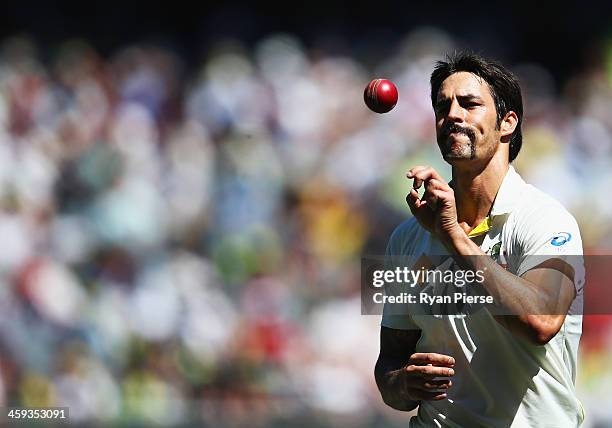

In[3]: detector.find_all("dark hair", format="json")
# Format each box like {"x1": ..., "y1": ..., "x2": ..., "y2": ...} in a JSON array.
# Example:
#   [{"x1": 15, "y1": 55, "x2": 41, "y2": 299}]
[{"x1": 430, "y1": 51, "x2": 523, "y2": 162}]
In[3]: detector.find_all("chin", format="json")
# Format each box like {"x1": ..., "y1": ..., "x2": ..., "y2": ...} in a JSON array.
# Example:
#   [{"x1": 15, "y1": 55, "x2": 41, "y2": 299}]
[
  {"x1": 441, "y1": 148, "x2": 473, "y2": 161},
  {"x1": 439, "y1": 140, "x2": 473, "y2": 159},
  {"x1": 443, "y1": 156, "x2": 470, "y2": 164}
]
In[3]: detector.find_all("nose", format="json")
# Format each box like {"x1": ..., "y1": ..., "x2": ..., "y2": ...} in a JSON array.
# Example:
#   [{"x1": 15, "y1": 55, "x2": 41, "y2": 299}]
[{"x1": 447, "y1": 99, "x2": 464, "y2": 122}]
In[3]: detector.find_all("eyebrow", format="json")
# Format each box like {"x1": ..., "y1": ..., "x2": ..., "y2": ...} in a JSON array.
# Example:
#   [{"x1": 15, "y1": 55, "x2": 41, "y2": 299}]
[
  {"x1": 436, "y1": 94, "x2": 484, "y2": 107},
  {"x1": 436, "y1": 94, "x2": 483, "y2": 104}
]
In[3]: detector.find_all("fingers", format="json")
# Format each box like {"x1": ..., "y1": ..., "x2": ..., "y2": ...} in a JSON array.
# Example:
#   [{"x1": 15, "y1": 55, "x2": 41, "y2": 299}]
[
  {"x1": 406, "y1": 188, "x2": 427, "y2": 213},
  {"x1": 407, "y1": 388, "x2": 448, "y2": 401},
  {"x1": 406, "y1": 188, "x2": 417, "y2": 210},
  {"x1": 406, "y1": 166, "x2": 429, "y2": 190},
  {"x1": 423, "y1": 188, "x2": 450, "y2": 211},
  {"x1": 407, "y1": 184, "x2": 446, "y2": 211},
  {"x1": 423, "y1": 190, "x2": 439, "y2": 211},
  {"x1": 409, "y1": 353, "x2": 455, "y2": 367},
  {"x1": 405, "y1": 166, "x2": 456, "y2": 234},
  {"x1": 425, "y1": 178, "x2": 448, "y2": 193},
  {"x1": 406, "y1": 167, "x2": 451, "y2": 213},
  {"x1": 406, "y1": 166, "x2": 445, "y2": 190},
  {"x1": 406, "y1": 364, "x2": 455, "y2": 378},
  {"x1": 402, "y1": 353, "x2": 456, "y2": 402},
  {"x1": 422, "y1": 379, "x2": 453, "y2": 390}
]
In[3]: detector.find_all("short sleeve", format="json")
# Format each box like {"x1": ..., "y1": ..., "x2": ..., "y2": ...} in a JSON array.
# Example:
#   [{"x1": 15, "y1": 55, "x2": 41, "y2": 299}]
[
  {"x1": 380, "y1": 222, "x2": 421, "y2": 331},
  {"x1": 515, "y1": 204, "x2": 585, "y2": 295}
]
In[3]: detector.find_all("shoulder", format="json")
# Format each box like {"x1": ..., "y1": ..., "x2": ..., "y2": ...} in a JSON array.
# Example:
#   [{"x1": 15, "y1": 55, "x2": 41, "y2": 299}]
[
  {"x1": 496, "y1": 166, "x2": 579, "y2": 233},
  {"x1": 506, "y1": 183, "x2": 582, "y2": 257},
  {"x1": 511, "y1": 183, "x2": 580, "y2": 232},
  {"x1": 503, "y1": 183, "x2": 585, "y2": 286},
  {"x1": 386, "y1": 217, "x2": 428, "y2": 256}
]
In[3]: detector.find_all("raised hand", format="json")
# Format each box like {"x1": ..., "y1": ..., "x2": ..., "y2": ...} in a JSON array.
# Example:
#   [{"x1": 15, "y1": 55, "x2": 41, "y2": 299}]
[{"x1": 406, "y1": 166, "x2": 461, "y2": 242}]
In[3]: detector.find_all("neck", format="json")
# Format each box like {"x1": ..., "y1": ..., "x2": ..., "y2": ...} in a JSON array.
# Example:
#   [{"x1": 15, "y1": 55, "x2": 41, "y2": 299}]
[{"x1": 451, "y1": 154, "x2": 509, "y2": 230}]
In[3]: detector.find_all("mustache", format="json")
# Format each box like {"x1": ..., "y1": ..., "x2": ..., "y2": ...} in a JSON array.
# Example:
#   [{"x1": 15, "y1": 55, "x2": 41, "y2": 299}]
[{"x1": 440, "y1": 122, "x2": 476, "y2": 142}]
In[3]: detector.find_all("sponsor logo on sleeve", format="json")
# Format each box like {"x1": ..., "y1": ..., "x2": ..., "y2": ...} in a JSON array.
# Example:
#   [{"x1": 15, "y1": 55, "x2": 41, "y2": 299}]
[{"x1": 550, "y1": 232, "x2": 572, "y2": 246}]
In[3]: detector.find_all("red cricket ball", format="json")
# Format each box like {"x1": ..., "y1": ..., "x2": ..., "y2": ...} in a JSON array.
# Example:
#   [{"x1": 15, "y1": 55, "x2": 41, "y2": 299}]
[{"x1": 364, "y1": 78, "x2": 398, "y2": 113}]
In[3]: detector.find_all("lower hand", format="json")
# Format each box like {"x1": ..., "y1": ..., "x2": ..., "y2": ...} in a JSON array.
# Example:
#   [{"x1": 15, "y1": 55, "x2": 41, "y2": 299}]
[{"x1": 396, "y1": 352, "x2": 455, "y2": 401}]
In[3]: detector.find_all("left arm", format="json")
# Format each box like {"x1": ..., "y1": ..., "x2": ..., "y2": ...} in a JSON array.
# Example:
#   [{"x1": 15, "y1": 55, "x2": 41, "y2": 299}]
[
  {"x1": 446, "y1": 232, "x2": 575, "y2": 345},
  {"x1": 406, "y1": 166, "x2": 576, "y2": 345}
]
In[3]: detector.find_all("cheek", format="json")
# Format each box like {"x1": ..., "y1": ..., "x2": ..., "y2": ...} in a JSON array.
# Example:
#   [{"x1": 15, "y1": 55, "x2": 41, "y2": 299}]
[{"x1": 475, "y1": 114, "x2": 498, "y2": 137}]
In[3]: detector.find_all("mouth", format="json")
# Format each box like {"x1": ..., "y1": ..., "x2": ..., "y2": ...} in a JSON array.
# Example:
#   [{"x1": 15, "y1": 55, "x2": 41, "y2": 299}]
[
  {"x1": 440, "y1": 122, "x2": 476, "y2": 143},
  {"x1": 447, "y1": 132, "x2": 470, "y2": 142}
]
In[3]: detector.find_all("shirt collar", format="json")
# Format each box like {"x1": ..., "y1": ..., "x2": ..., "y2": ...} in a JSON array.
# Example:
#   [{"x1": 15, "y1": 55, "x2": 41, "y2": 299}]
[{"x1": 490, "y1": 165, "x2": 526, "y2": 216}]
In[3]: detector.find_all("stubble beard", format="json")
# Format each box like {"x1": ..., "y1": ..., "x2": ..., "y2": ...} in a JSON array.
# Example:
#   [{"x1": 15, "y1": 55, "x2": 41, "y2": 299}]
[{"x1": 437, "y1": 123, "x2": 477, "y2": 161}]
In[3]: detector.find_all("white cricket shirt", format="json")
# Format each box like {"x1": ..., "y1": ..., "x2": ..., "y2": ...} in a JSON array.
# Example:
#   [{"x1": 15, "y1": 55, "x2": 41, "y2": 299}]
[{"x1": 382, "y1": 165, "x2": 585, "y2": 427}]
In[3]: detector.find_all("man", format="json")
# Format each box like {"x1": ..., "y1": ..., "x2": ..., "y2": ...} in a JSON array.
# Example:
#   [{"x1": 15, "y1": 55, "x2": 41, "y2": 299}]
[{"x1": 374, "y1": 51, "x2": 585, "y2": 427}]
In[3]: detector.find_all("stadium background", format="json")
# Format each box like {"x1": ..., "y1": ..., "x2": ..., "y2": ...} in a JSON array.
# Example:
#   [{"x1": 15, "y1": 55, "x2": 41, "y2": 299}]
[{"x1": 0, "y1": 1, "x2": 611, "y2": 426}]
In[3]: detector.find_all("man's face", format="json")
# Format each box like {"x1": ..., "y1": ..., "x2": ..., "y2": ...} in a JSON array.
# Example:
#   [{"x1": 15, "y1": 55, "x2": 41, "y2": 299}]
[{"x1": 434, "y1": 72, "x2": 500, "y2": 164}]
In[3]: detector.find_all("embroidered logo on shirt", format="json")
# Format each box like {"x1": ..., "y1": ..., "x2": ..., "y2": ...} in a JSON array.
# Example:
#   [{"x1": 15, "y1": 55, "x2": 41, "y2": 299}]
[
  {"x1": 489, "y1": 241, "x2": 501, "y2": 259},
  {"x1": 487, "y1": 241, "x2": 508, "y2": 269},
  {"x1": 550, "y1": 232, "x2": 572, "y2": 246}
]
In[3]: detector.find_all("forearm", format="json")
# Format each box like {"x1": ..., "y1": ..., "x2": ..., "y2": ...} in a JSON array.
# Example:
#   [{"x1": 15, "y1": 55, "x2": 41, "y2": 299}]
[
  {"x1": 445, "y1": 232, "x2": 562, "y2": 343},
  {"x1": 448, "y1": 233, "x2": 551, "y2": 312},
  {"x1": 374, "y1": 357, "x2": 419, "y2": 411}
]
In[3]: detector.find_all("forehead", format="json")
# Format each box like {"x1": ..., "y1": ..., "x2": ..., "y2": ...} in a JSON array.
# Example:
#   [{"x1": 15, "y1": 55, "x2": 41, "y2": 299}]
[{"x1": 436, "y1": 71, "x2": 493, "y2": 101}]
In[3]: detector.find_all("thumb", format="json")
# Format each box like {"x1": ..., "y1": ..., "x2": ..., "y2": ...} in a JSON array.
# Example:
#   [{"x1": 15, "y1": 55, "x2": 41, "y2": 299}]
[{"x1": 406, "y1": 188, "x2": 421, "y2": 215}]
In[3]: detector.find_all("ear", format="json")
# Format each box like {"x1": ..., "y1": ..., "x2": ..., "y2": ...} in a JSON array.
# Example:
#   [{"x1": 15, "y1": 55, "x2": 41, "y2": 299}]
[{"x1": 500, "y1": 111, "x2": 518, "y2": 143}]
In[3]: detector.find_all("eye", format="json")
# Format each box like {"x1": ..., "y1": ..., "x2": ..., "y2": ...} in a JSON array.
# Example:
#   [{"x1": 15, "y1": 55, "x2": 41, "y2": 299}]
[{"x1": 465, "y1": 100, "x2": 483, "y2": 109}]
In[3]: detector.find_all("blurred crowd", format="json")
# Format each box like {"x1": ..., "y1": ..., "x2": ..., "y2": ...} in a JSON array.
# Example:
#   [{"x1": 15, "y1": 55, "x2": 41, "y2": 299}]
[{"x1": 0, "y1": 27, "x2": 611, "y2": 426}]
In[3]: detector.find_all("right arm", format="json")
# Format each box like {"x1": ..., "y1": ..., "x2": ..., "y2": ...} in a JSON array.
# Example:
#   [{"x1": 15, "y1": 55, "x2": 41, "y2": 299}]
[{"x1": 374, "y1": 326, "x2": 455, "y2": 411}]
